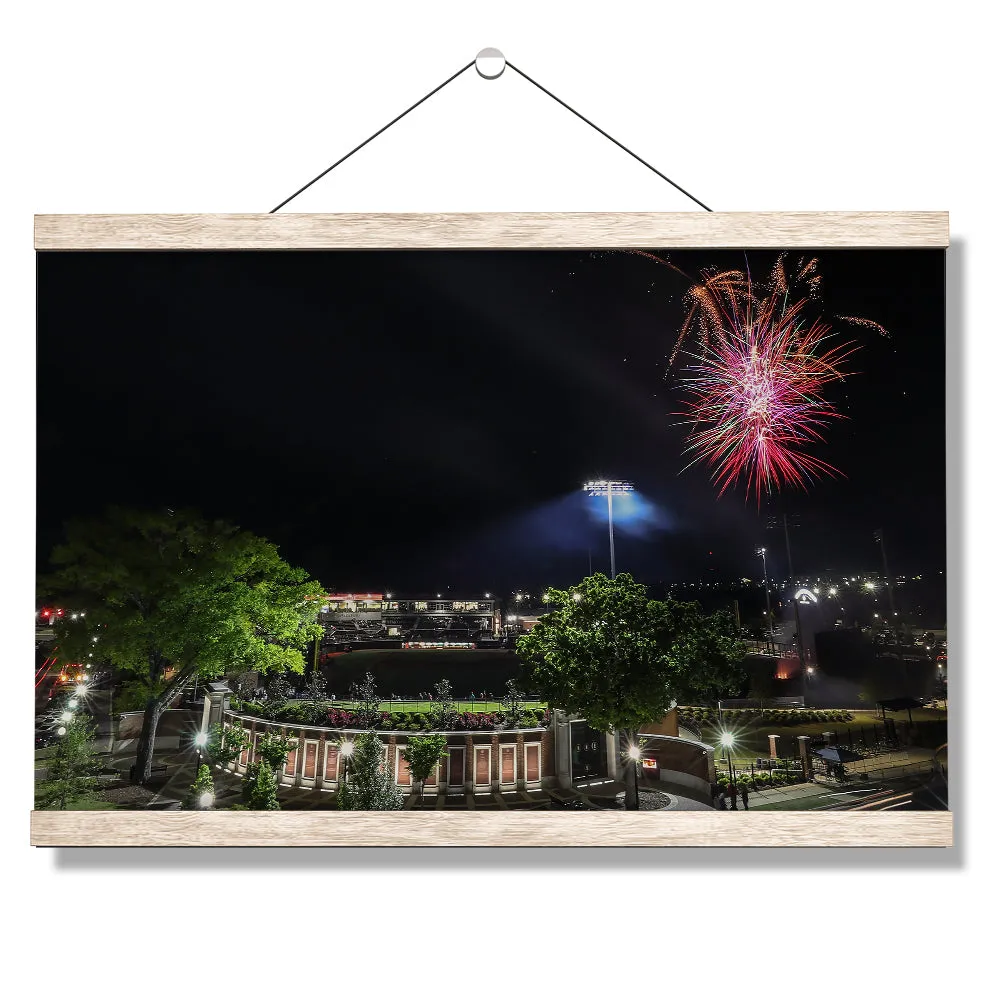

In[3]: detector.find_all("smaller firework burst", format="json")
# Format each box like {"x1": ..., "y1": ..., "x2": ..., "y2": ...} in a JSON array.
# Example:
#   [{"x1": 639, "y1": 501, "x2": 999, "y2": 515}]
[{"x1": 677, "y1": 296, "x2": 858, "y2": 504}]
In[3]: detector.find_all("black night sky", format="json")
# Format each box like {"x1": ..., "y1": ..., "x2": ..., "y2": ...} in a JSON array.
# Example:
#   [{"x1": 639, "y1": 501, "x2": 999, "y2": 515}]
[{"x1": 36, "y1": 248, "x2": 945, "y2": 596}]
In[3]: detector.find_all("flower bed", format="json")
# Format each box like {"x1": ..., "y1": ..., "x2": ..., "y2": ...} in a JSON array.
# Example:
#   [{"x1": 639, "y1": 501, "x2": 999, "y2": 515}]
[{"x1": 230, "y1": 699, "x2": 550, "y2": 731}]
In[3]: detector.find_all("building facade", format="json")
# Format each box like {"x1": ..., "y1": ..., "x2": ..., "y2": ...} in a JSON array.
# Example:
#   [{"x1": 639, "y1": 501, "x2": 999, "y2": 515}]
[{"x1": 319, "y1": 593, "x2": 499, "y2": 645}]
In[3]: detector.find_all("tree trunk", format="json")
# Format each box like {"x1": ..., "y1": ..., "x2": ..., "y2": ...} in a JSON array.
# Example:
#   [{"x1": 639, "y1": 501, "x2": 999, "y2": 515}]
[
  {"x1": 132, "y1": 664, "x2": 198, "y2": 784},
  {"x1": 620, "y1": 730, "x2": 639, "y2": 810}
]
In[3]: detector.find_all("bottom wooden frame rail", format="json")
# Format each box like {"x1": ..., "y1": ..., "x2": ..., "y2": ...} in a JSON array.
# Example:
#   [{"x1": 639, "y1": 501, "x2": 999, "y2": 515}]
[{"x1": 30, "y1": 809, "x2": 953, "y2": 847}]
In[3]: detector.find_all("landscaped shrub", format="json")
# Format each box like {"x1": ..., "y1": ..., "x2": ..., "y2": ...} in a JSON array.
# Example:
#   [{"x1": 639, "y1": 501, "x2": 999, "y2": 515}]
[{"x1": 327, "y1": 708, "x2": 362, "y2": 728}]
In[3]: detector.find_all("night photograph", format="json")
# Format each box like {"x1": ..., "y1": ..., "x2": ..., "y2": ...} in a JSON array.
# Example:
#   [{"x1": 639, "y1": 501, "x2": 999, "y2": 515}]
[{"x1": 33, "y1": 246, "x2": 948, "y2": 814}]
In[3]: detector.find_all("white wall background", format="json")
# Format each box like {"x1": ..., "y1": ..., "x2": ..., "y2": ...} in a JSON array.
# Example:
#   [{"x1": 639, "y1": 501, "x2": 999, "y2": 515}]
[{"x1": 3, "y1": 2, "x2": 994, "y2": 996}]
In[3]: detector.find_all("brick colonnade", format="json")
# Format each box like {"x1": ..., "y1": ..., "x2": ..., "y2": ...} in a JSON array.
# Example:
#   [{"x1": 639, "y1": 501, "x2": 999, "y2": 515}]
[{"x1": 222, "y1": 711, "x2": 554, "y2": 792}]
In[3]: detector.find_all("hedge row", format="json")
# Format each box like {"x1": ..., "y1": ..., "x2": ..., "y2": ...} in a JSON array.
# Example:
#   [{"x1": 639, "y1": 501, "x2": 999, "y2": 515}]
[
  {"x1": 682, "y1": 707, "x2": 853, "y2": 726},
  {"x1": 230, "y1": 699, "x2": 550, "y2": 731}
]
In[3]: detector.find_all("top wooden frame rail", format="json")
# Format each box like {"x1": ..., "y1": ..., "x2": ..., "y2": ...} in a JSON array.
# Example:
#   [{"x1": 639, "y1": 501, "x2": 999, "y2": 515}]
[{"x1": 34, "y1": 212, "x2": 949, "y2": 251}]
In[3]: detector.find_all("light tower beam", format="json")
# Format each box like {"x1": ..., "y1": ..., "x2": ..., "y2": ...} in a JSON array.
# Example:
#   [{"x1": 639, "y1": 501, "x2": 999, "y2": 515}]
[{"x1": 583, "y1": 479, "x2": 634, "y2": 579}]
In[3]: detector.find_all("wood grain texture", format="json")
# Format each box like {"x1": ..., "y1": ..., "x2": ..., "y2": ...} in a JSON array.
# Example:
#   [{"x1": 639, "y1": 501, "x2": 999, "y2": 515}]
[
  {"x1": 34, "y1": 212, "x2": 949, "y2": 250},
  {"x1": 31, "y1": 810, "x2": 952, "y2": 848}
]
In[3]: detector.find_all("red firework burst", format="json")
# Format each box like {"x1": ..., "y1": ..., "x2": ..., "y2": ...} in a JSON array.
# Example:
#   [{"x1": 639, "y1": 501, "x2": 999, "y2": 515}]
[{"x1": 677, "y1": 295, "x2": 858, "y2": 504}]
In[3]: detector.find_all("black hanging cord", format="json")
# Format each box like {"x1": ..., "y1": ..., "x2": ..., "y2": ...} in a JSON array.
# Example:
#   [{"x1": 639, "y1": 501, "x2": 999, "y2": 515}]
[
  {"x1": 270, "y1": 56, "x2": 711, "y2": 213},
  {"x1": 504, "y1": 61, "x2": 712, "y2": 212},
  {"x1": 269, "y1": 60, "x2": 476, "y2": 213}
]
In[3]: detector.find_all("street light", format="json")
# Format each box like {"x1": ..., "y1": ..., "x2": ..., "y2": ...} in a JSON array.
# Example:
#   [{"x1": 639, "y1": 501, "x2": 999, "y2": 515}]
[
  {"x1": 340, "y1": 739, "x2": 355, "y2": 784},
  {"x1": 583, "y1": 480, "x2": 634, "y2": 579},
  {"x1": 757, "y1": 547, "x2": 772, "y2": 637},
  {"x1": 719, "y1": 731, "x2": 736, "y2": 786},
  {"x1": 193, "y1": 730, "x2": 208, "y2": 780}
]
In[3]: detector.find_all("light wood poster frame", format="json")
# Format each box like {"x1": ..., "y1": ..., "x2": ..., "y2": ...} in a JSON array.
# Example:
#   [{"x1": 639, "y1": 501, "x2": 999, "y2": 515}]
[{"x1": 32, "y1": 211, "x2": 951, "y2": 847}]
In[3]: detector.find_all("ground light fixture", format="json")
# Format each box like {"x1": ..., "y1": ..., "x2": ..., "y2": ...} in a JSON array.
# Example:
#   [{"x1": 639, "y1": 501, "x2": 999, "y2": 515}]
[
  {"x1": 583, "y1": 479, "x2": 634, "y2": 579},
  {"x1": 719, "y1": 731, "x2": 736, "y2": 784},
  {"x1": 59, "y1": 711, "x2": 73, "y2": 723},
  {"x1": 198, "y1": 791, "x2": 214, "y2": 809}
]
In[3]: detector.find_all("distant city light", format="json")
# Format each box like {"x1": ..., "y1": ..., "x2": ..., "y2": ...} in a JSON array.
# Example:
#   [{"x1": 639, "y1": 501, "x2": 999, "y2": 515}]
[{"x1": 864, "y1": 581, "x2": 876, "y2": 591}]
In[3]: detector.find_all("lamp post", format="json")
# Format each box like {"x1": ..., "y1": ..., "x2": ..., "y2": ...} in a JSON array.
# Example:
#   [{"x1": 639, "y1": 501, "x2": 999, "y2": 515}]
[
  {"x1": 757, "y1": 547, "x2": 772, "y2": 640},
  {"x1": 583, "y1": 480, "x2": 634, "y2": 579},
  {"x1": 193, "y1": 730, "x2": 207, "y2": 781},
  {"x1": 720, "y1": 732, "x2": 736, "y2": 788},
  {"x1": 340, "y1": 739, "x2": 355, "y2": 786}
]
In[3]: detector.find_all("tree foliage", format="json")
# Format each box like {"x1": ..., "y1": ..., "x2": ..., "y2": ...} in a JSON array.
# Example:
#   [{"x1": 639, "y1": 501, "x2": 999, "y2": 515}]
[
  {"x1": 350, "y1": 672, "x2": 382, "y2": 730},
  {"x1": 302, "y1": 670, "x2": 328, "y2": 708},
  {"x1": 35, "y1": 713, "x2": 104, "y2": 810},
  {"x1": 203, "y1": 722, "x2": 250, "y2": 769},
  {"x1": 401, "y1": 734, "x2": 448, "y2": 798},
  {"x1": 253, "y1": 731, "x2": 297, "y2": 774},
  {"x1": 430, "y1": 678, "x2": 458, "y2": 730},
  {"x1": 517, "y1": 573, "x2": 745, "y2": 735},
  {"x1": 339, "y1": 732, "x2": 403, "y2": 811},
  {"x1": 497, "y1": 678, "x2": 526, "y2": 729},
  {"x1": 243, "y1": 761, "x2": 280, "y2": 810},
  {"x1": 186, "y1": 763, "x2": 216, "y2": 809},
  {"x1": 40, "y1": 507, "x2": 324, "y2": 783}
]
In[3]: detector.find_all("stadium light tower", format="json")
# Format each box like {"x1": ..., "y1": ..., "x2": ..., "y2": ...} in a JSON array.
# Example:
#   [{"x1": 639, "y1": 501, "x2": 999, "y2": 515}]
[{"x1": 583, "y1": 479, "x2": 634, "y2": 579}]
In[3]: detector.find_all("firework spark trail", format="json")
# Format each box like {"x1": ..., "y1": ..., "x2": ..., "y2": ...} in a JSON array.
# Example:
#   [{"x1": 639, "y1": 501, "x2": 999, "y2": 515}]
[
  {"x1": 676, "y1": 296, "x2": 858, "y2": 505},
  {"x1": 627, "y1": 250, "x2": 887, "y2": 366}
]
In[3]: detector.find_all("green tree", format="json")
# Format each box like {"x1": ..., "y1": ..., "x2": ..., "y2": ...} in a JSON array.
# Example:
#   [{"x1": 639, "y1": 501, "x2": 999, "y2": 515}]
[
  {"x1": 35, "y1": 713, "x2": 104, "y2": 810},
  {"x1": 243, "y1": 761, "x2": 280, "y2": 810},
  {"x1": 497, "y1": 678, "x2": 526, "y2": 729},
  {"x1": 302, "y1": 670, "x2": 328, "y2": 711},
  {"x1": 350, "y1": 672, "x2": 383, "y2": 730},
  {"x1": 186, "y1": 763, "x2": 216, "y2": 809},
  {"x1": 203, "y1": 722, "x2": 250, "y2": 769},
  {"x1": 517, "y1": 573, "x2": 744, "y2": 809},
  {"x1": 253, "y1": 730, "x2": 297, "y2": 774},
  {"x1": 401, "y1": 734, "x2": 448, "y2": 802},
  {"x1": 41, "y1": 507, "x2": 324, "y2": 784},
  {"x1": 266, "y1": 673, "x2": 294, "y2": 705},
  {"x1": 339, "y1": 732, "x2": 403, "y2": 810},
  {"x1": 430, "y1": 678, "x2": 458, "y2": 730}
]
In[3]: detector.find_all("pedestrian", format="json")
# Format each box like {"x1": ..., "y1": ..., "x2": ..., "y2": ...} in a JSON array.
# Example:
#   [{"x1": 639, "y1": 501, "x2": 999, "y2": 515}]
[
  {"x1": 728, "y1": 782, "x2": 738, "y2": 811},
  {"x1": 740, "y1": 784, "x2": 749, "y2": 811}
]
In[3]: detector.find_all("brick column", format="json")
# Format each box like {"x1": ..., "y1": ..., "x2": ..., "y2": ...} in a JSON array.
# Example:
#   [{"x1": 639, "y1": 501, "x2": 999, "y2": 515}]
[
  {"x1": 767, "y1": 734, "x2": 779, "y2": 760},
  {"x1": 464, "y1": 734, "x2": 474, "y2": 792},
  {"x1": 491, "y1": 733, "x2": 500, "y2": 791},
  {"x1": 515, "y1": 731, "x2": 526, "y2": 791},
  {"x1": 386, "y1": 734, "x2": 397, "y2": 783},
  {"x1": 315, "y1": 732, "x2": 326, "y2": 790},
  {"x1": 797, "y1": 735, "x2": 812, "y2": 779}
]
